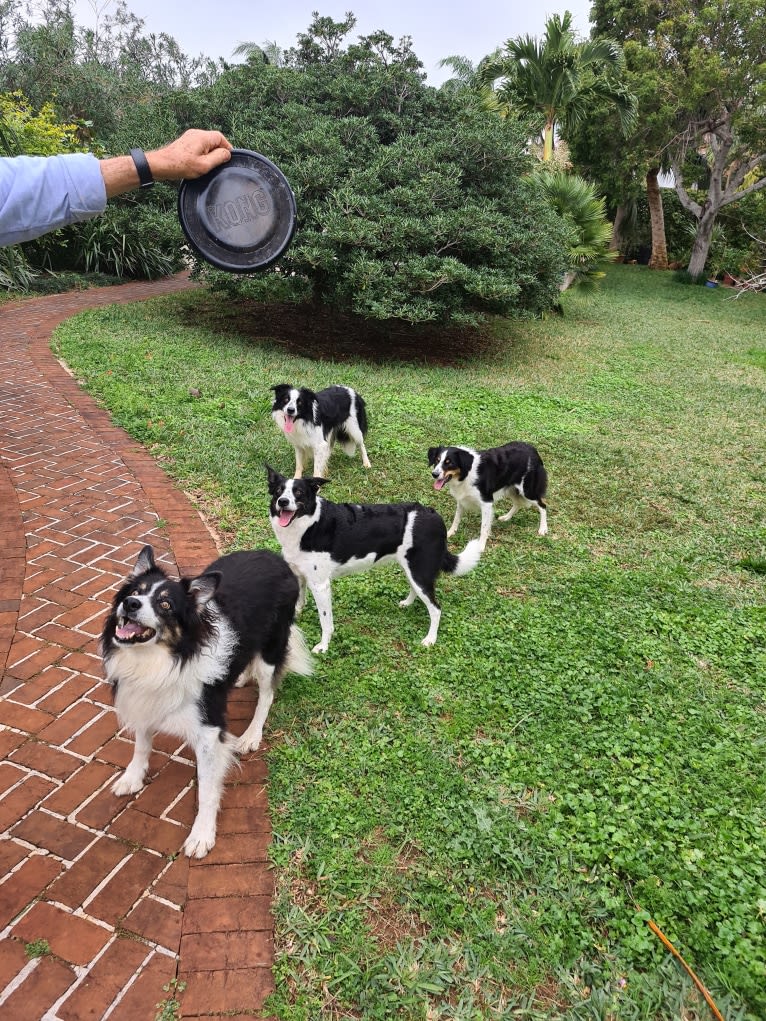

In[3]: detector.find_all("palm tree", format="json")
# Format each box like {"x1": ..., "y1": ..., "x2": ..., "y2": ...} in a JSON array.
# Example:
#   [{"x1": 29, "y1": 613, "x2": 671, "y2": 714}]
[
  {"x1": 232, "y1": 40, "x2": 285, "y2": 66},
  {"x1": 536, "y1": 170, "x2": 615, "y2": 289},
  {"x1": 477, "y1": 11, "x2": 636, "y2": 162}
]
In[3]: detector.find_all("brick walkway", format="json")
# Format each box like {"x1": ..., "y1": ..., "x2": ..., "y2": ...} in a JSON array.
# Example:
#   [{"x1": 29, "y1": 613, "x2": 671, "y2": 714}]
[{"x1": 0, "y1": 279, "x2": 276, "y2": 1020}]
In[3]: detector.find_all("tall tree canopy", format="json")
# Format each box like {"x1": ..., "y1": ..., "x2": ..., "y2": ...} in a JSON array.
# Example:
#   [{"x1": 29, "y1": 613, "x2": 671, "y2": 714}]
[{"x1": 588, "y1": 0, "x2": 766, "y2": 277}]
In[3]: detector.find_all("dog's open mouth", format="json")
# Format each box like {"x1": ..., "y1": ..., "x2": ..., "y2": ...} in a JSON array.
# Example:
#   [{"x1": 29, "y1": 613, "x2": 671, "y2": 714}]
[
  {"x1": 278, "y1": 509, "x2": 296, "y2": 527},
  {"x1": 115, "y1": 619, "x2": 156, "y2": 643},
  {"x1": 283, "y1": 415, "x2": 294, "y2": 433},
  {"x1": 433, "y1": 478, "x2": 446, "y2": 490}
]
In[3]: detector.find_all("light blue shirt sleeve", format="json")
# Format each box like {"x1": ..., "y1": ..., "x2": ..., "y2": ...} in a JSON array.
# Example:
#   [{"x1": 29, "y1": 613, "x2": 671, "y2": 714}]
[{"x1": 0, "y1": 153, "x2": 108, "y2": 247}]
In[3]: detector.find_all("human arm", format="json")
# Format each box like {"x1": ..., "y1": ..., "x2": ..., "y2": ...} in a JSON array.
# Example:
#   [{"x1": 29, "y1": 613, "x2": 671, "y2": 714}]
[
  {"x1": 99, "y1": 129, "x2": 233, "y2": 197},
  {"x1": 0, "y1": 129, "x2": 233, "y2": 247}
]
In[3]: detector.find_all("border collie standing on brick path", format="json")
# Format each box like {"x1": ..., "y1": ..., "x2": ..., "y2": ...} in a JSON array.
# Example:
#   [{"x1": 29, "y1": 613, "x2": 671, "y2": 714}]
[
  {"x1": 428, "y1": 442, "x2": 549, "y2": 550},
  {"x1": 267, "y1": 466, "x2": 482, "y2": 653},
  {"x1": 101, "y1": 545, "x2": 312, "y2": 859},
  {"x1": 271, "y1": 383, "x2": 372, "y2": 478}
]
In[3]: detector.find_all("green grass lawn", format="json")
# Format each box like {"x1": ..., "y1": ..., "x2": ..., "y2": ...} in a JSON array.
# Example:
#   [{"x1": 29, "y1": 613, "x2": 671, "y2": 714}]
[{"x1": 54, "y1": 266, "x2": 766, "y2": 1020}]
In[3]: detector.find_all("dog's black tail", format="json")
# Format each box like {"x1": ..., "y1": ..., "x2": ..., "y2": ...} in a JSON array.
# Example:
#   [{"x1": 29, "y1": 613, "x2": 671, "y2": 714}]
[{"x1": 442, "y1": 539, "x2": 482, "y2": 577}]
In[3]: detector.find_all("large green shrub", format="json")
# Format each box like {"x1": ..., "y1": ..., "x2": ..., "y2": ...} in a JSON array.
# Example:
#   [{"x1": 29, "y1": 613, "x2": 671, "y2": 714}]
[{"x1": 186, "y1": 27, "x2": 571, "y2": 325}]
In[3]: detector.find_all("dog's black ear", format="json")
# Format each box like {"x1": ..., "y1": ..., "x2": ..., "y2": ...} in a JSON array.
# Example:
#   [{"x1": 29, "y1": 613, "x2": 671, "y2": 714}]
[
  {"x1": 307, "y1": 476, "x2": 328, "y2": 492},
  {"x1": 265, "y1": 464, "x2": 284, "y2": 493},
  {"x1": 188, "y1": 571, "x2": 221, "y2": 607},
  {"x1": 427, "y1": 446, "x2": 445, "y2": 466},
  {"x1": 271, "y1": 383, "x2": 290, "y2": 394},
  {"x1": 131, "y1": 545, "x2": 156, "y2": 578},
  {"x1": 452, "y1": 448, "x2": 473, "y2": 479}
]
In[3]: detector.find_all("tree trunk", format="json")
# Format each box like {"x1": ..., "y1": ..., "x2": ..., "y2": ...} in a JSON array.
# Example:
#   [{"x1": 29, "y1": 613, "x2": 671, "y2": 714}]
[
  {"x1": 687, "y1": 210, "x2": 717, "y2": 278},
  {"x1": 646, "y1": 168, "x2": 668, "y2": 270},
  {"x1": 610, "y1": 203, "x2": 628, "y2": 252},
  {"x1": 543, "y1": 121, "x2": 554, "y2": 162}
]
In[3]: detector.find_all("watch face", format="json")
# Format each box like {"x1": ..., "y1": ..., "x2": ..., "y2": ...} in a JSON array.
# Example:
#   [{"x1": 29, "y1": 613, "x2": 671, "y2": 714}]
[{"x1": 177, "y1": 150, "x2": 296, "y2": 273}]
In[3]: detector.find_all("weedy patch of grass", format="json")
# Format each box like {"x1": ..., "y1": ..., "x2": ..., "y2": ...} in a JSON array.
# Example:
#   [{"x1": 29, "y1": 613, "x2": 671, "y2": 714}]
[
  {"x1": 55, "y1": 266, "x2": 766, "y2": 1019},
  {"x1": 24, "y1": 939, "x2": 51, "y2": 958}
]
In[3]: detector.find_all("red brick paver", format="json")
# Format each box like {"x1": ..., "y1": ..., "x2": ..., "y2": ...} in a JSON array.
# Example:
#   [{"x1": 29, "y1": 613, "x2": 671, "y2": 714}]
[{"x1": 0, "y1": 280, "x2": 276, "y2": 1019}]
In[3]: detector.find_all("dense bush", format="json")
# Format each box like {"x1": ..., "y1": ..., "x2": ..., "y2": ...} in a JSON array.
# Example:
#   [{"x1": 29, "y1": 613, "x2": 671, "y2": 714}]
[{"x1": 185, "y1": 29, "x2": 571, "y2": 325}]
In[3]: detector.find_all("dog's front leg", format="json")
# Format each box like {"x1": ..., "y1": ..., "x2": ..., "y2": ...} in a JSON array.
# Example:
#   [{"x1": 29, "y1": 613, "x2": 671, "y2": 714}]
[
  {"x1": 478, "y1": 502, "x2": 494, "y2": 550},
  {"x1": 313, "y1": 442, "x2": 331, "y2": 478},
  {"x1": 112, "y1": 728, "x2": 153, "y2": 796},
  {"x1": 184, "y1": 725, "x2": 232, "y2": 859},
  {"x1": 294, "y1": 446, "x2": 305, "y2": 479},
  {"x1": 309, "y1": 582, "x2": 334, "y2": 653},
  {"x1": 446, "y1": 502, "x2": 462, "y2": 538}
]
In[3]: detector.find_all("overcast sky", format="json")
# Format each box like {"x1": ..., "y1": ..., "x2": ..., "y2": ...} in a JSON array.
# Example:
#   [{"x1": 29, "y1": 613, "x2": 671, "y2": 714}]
[{"x1": 72, "y1": 1, "x2": 594, "y2": 85}]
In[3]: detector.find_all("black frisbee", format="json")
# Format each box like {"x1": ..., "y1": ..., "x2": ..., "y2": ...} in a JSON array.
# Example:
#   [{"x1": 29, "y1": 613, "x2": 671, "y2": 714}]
[{"x1": 178, "y1": 149, "x2": 296, "y2": 273}]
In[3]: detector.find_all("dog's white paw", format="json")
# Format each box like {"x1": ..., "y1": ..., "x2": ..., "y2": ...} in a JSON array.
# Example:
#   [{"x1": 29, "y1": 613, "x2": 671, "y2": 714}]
[
  {"x1": 421, "y1": 635, "x2": 437, "y2": 647},
  {"x1": 312, "y1": 641, "x2": 329, "y2": 654},
  {"x1": 538, "y1": 526, "x2": 549, "y2": 536},
  {"x1": 111, "y1": 773, "x2": 145, "y2": 797},
  {"x1": 446, "y1": 528, "x2": 457, "y2": 538},
  {"x1": 362, "y1": 458, "x2": 372, "y2": 468},
  {"x1": 234, "y1": 733, "x2": 262, "y2": 756},
  {"x1": 184, "y1": 828, "x2": 216, "y2": 859},
  {"x1": 234, "y1": 672, "x2": 249, "y2": 688}
]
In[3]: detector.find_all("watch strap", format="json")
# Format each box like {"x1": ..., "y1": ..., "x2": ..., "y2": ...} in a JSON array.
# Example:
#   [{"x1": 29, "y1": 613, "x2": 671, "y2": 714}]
[{"x1": 129, "y1": 147, "x2": 155, "y2": 188}]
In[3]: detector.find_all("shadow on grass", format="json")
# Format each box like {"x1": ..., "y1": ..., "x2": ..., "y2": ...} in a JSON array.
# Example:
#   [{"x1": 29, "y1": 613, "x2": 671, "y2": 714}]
[{"x1": 175, "y1": 294, "x2": 506, "y2": 366}]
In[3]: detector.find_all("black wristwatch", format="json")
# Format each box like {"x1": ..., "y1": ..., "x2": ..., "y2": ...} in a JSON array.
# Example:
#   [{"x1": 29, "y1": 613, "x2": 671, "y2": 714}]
[{"x1": 129, "y1": 147, "x2": 155, "y2": 189}]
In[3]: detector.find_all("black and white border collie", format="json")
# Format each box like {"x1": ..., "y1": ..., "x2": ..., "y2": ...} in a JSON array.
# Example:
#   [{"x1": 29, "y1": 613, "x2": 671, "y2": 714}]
[
  {"x1": 266, "y1": 467, "x2": 481, "y2": 652},
  {"x1": 428, "y1": 442, "x2": 549, "y2": 550},
  {"x1": 271, "y1": 383, "x2": 372, "y2": 478},
  {"x1": 101, "y1": 545, "x2": 312, "y2": 859}
]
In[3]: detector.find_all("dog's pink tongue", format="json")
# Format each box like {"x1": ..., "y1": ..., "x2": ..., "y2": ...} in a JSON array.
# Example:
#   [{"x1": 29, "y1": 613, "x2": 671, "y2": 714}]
[
  {"x1": 434, "y1": 478, "x2": 446, "y2": 490},
  {"x1": 116, "y1": 621, "x2": 144, "y2": 639},
  {"x1": 284, "y1": 417, "x2": 294, "y2": 433},
  {"x1": 279, "y1": 510, "x2": 294, "y2": 527}
]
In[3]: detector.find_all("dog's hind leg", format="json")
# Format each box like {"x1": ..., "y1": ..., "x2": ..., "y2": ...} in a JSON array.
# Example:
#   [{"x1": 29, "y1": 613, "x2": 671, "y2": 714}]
[
  {"x1": 344, "y1": 421, "x2": 372, "y2": 468},
  {"x1": 234, "y1": 663, "x2": 255, "y2": 688},
  {"x1": 497, "y1": 496, "x2": 521, "y2": 523},
  {"x1": 534, "y1": 500, "x2": 549, "y2": 536},
  {"x1": 234, "y1": 657, "x2": 277, "y2": 755},
  {"x1": 185, "y1": 724, "x2": 234, "y2": 859},
  {"x1": 112, "y1": 728, "x2": 153, "y2": 796},
  {"x1": 401, "y1": 560, "x2": 441, "y2": 647}
]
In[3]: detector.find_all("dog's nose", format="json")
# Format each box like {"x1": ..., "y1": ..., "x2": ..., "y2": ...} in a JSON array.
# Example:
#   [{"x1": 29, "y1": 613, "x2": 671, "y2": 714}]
[
  {"x1": 431, "y1": 470, "x2": 440, "y2": 479},
  {"x1": 277, "y1": 497, "x2": 289, "y2": 508},
  {"x1": 124, "y1": 596, "x2": 142, "y2": 613}
]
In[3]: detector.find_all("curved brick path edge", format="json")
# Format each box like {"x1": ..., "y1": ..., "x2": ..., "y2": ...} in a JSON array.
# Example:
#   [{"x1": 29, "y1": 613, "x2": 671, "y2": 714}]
[{"x1": 0, "y1": 277, "x2": 276, "y2": 1020}]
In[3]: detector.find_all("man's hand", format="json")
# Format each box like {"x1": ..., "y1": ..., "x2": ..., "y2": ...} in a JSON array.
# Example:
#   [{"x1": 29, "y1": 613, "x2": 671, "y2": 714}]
[{"x1": 147, "y1": 129, "x2": 234, "y2": 181}]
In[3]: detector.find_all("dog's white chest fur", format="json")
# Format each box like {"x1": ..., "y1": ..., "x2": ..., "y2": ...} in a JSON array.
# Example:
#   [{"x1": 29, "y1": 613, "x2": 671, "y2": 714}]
[
  {"x1": 272, "y1": 409, "x2": 317, "y2": 451},
  {"x1": 107, "y1": 608, "x2": 236, "y2": 739}
]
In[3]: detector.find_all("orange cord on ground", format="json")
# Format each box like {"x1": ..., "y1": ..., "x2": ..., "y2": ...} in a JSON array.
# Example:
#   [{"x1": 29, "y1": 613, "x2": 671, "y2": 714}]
[{"x1": 645, "y1": 916, "x2": 724, "y2": 1021}]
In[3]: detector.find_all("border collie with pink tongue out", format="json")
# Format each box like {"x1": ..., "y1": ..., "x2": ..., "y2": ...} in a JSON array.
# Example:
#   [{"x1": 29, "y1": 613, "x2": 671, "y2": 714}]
[
  {"x1": 267, "y1": 466, "x2": 482, "y2": 653},
  {"x1": 271, "y1": 383, "x2": 371, "y2": 478},
  {"x1": 101, "y1": 545, "x2": 312, "y2": 859},
  {"x1": 428, "y1": 442, "x2": 548, "y2": 550}
]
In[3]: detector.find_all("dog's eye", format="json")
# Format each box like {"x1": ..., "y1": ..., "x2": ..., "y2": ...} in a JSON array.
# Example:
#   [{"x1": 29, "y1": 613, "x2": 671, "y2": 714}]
[{"x1": 159, "y1": 600, "x2": 171, "y2": 611}]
